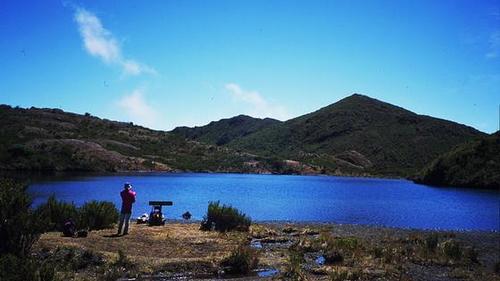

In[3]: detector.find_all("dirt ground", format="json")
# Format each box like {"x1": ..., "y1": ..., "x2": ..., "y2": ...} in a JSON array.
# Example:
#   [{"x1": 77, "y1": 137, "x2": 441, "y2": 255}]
[{"x1": 34, "y1": 222, "x2": 500, "y2": 281}]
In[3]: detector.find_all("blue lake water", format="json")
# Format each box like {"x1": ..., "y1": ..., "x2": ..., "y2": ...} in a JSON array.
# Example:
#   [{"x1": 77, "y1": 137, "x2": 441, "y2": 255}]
[{"x1": 28, "y1": 173, "x2": 499, "y2": 231}]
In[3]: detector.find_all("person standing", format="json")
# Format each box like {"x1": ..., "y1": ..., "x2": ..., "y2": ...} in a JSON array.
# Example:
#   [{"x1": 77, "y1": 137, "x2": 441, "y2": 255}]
[{"x1": 117, "y1": 182, "x2": 136, "y2": 235}]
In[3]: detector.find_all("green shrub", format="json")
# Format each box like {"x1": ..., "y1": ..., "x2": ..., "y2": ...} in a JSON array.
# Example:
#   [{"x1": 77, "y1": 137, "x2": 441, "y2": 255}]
[
  {"x1": 49, "y1": 246, "x2": 104, "y2": 271},
  {"x1": 320, "y1": 233, "x2": 359, "y2": 252},
  {"x1": 113, "y1": 249, "x2": 135, "y2": 269},
  {"x1": 98, "y1": 250, "x2": 137, "y2": 281},
  {"x1": 78, "y1": 200, "x2": 119, "y2": 230},
  {"x1": 334, "y1": 237, "x2": 359, "y2": 250},
  {"x1": 282, "y1": 248, "x2": 307, "y2": 281},
  {"x1": 0, "y1": 178, "x2": 45, "y2": 257},
  {"x1": 200, "y1": 201, "x2": 251, "y2": 232},
  {"x1": 0, "y1": 253, "x2": 57, "y2": 281},
  {"x1": 441, "y1": 239, "x2": 462, "y2": 261},
  {"x1": 372, "y1": 247, "x2": 383, "y2": 259},
  {"x1": 37, "y1": 197, "x2": 118, "y2": 231},
  {"x1": 323, "y1": 250, "x2": 343, "y2": 264},
  {"x1": 463, "y1": 247, "x2": 478, "y2": 264},
  {"x1": 0, "y1": 178, "x2": 55, "y2": 281},
  {"x1": 220, "y1": 245, "x2": 259, "y2": 275},
  {"x1": 329, "y1": 267, "x2": 362, "y2": 281},
  {"x1": 424, "y1": 233, "x2": 439, "y2": 252},
  {"x1": 36, "y1": 195, "x2": 78, "y2": 232},
  {"x1": 0, "y1": 254, "x2": 39, "y2": 281}
]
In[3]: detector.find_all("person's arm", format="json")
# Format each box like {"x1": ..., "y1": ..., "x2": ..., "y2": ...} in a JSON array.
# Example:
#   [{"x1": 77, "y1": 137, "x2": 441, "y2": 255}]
[{"x1": 131, "y1": 191, "x2": 136, "y2": 203}]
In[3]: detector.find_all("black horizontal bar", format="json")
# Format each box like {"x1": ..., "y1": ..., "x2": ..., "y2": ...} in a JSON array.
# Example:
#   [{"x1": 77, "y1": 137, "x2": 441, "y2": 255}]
[{"x1": 149, "y1": 201, "x2": 173, "y2": 206}]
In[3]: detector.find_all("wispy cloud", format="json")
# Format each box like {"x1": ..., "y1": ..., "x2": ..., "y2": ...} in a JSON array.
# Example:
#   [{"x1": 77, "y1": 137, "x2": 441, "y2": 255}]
[
  {"x1": 74, "y1": 8, "x2": 156, "y2": 75},
  {"x1": 486, "y1": 30, "x2": 500, "y2": 59},
  {"x1": 117, "y1": 89, "x2": 161, "y2": 129},
  {"x1": 224, "y1": 83, "x2": 290, "y2": 120}
]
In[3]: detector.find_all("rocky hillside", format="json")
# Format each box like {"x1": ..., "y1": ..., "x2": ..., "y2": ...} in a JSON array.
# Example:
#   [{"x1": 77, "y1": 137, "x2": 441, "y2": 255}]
[
  {"x1": 0, "y1": 105, "x2": 265, "y2": 173},
  {"x1": 414, "y1": 132, "x2": 500, "y2": 189}
]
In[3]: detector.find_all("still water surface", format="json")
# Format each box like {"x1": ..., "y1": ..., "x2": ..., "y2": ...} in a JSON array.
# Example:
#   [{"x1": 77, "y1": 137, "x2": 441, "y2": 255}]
[{"x1": 28, "y1": 173, "x2": 499, "y2": 231}]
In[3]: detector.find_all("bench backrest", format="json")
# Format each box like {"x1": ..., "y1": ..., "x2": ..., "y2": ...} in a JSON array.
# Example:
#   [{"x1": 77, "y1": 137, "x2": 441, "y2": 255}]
[{"x1": 149, "y1": 201, "x2": 173, "y2": 206}]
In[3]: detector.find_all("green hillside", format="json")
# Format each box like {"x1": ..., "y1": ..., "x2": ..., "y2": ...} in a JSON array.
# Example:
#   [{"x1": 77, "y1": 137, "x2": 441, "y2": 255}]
[
  {"x1": 226, "y1": 94, "x2": 486, "y2": 176},
  {"x1": 414, "y1": 133, "x2": 500, "y2": 189},
  {"x1": 0, "y1": 94, "x2": 487, "y2": 178},
  {"x1": 0, "y1": 105, "x2": 262, "y2": 173},
  {"x1": 172, "y1": 115, "x2": 281, "y2": 146}
]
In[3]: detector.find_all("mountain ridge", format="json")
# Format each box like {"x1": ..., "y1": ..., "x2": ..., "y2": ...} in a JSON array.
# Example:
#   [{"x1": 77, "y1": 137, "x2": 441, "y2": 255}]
[
  {"x1": 0, "y1": 94, "x2": 487, "y2": 179},
  {"x1": 172, "y1": 94, "x2": 485, "y2": 176}
]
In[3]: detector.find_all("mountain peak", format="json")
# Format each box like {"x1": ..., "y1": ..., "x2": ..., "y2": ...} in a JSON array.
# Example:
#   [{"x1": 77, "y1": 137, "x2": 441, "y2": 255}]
[{"x1": 340, "y1": 93, "x2": 384, "y2": 104}]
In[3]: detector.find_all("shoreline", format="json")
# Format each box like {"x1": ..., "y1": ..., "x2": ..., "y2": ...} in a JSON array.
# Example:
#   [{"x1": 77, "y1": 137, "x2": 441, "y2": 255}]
[
  {"x1": 7, "y1": 169, "x2": 498, "y2": 190},
  {"x1": 162, "y1": 219, "x2": 500, "y2": 233}
]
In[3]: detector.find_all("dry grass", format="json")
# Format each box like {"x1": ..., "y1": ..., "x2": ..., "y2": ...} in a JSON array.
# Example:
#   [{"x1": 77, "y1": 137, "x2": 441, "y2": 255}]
[
  {"x1": 33, "y1": 222, "x2": 500, "y2": 281},
  {"x1": 35, "y1": 223, "x2": 247, "y2": 274}
]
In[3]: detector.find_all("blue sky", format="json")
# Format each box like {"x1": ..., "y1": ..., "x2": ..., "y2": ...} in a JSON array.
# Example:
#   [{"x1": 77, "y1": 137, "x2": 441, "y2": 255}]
[{"x1": 1, "y1": 0, "x2": 499, "y2": 133}]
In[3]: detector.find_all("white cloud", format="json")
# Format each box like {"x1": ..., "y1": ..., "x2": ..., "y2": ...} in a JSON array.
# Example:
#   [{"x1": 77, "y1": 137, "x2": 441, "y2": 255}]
[
  {"x1": 74, "y1": 8, "x2": 156, "y2": 75},
  {"x1": 486, "y1": 31, "x2": 500, "y2": 59},
  {"x1": 224, "y1": 83, "x2": 290, "y2": 120},
  {"x1": 117, "y1": 89, "x2": 161, "y2": 129}
]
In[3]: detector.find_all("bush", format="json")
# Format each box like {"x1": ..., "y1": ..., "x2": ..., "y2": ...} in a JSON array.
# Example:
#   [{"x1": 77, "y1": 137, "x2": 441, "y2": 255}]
[
  {"x1": 0, "y1": 178, "x2": 45, "y2": 257},
  {"x1": 0, "y1": 178, "x2": 55, "y2": 281},
  {"x1": 48, "y1": 246, "x2": 104, "y2": 271},
  {"x1": 113, "y1": 249, "x2": 135, "y2": 269},
  {"x1": 200, "y1": 201, "x2": 251, "y2": 232},
  {"x1": 37, "y1": 197, "x2": 118, "y2": 232},
  {"x1": 282, "y1": 249, "x2": 307, "y2": 281},
  {"x1": 220, "y1": 245, "x2": 259, "y2": 275},
  {"x1": 329, "y1": 267, "x2": 362, "y2": 281},
  {"x1": 424, "y1": 233, "x2": 439, "y2": 252},
  {"x1": 0, "y1": 254, "x2": 39, "y2": 281},
  {"x1": 99, "y1": 250, "x2": 137, "y2": 281},
  {"x1": 78, "y1": 200, "x2": 119, "y2": 231},
  {"x1": 323, "y1": 250, "x2": 343, "y2": 264},
  {"x1": 463, "y1": 247, "x2": 478, "y2": 264},
  {"x1": 320, "y1": 232, "x2": 359, "y2": 252},
  {"x1": 36, "y1": 195, "x2": 78, "y2": 232},
  {"x1": 441, "y1": 239, "x2": 462, "y2": 261}
]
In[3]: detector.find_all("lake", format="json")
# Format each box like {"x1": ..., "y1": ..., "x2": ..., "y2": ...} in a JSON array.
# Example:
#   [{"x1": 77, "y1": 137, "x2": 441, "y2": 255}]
[{"x1": 28, "y1": 173, "x2": 499, "y2": 231}]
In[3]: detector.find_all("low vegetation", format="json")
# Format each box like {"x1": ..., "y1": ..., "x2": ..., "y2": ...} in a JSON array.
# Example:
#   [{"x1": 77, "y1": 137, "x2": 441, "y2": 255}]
[
  {"x1": 28, "y1": 221, "x2": 500, "y2": 281},
  {"x1": 35, "y1": 195, "x2": 78, "y2": 232},
  {"x1": 414, "y1": 132, "x2": 500, "y2": 189},
  {"x1": 36, "y1": 195, "x2": 119, "y2": 231},
  {"x1": 200, "y1": 201, "x2": 251, "y2": 232},
  {"x1": 0, "y1": 178, "x2": 52, "y2": 281},
  {"x1": 220, "y1": 244, "x2": 259, "y2": 275},
  {"x1": 0, "y1": 178, "x2": 121, "y2": 280},
  {"x1": 78, "y1": 200, "x2": 119, "y2": 230}
]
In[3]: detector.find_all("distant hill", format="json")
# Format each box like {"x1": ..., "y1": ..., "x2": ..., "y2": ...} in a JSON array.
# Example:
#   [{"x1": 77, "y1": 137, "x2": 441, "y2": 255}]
[
  {"x1": 413, "y1": 133, "x2": 500, "y2": 189},
  {"x1": 224, "y1": 94, "x2": 486, "y2": 176},
  {"x1": 172, "y1": 115, "x2": 281, "y2": 146},
  {"x1": 0, "y1": 94, "x2": 487, "y2": 178},
  {"x1": 0, "y1": 105, "x2": 275, "y2": 173}
]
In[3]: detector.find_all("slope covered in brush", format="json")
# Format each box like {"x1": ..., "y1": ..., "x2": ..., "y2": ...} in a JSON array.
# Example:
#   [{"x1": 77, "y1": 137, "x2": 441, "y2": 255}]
[
  {"x1": 227, "y1": 94, "x2": 485, "y2": 176},
  {"x1": 171, "y1": 115, "x2": 281, "y2": 146},
  {"x1": 414, "y1": 133, "x2": 499, "y2": 189},
  {"x1": 0, "y1": 105, "x2": 258, "y2": 172}
]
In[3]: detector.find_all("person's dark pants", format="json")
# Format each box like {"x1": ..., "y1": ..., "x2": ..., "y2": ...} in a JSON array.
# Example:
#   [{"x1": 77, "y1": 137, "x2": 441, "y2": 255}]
[{"x1": 117, "y1": 212, "x2": 131, "y2": 235}]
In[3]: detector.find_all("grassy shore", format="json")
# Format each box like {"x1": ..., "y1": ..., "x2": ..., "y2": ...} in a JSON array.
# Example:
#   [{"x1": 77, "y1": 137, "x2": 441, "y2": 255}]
[{"x1": 34, "y1": 222, "x2": 499, "y2": 281}]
